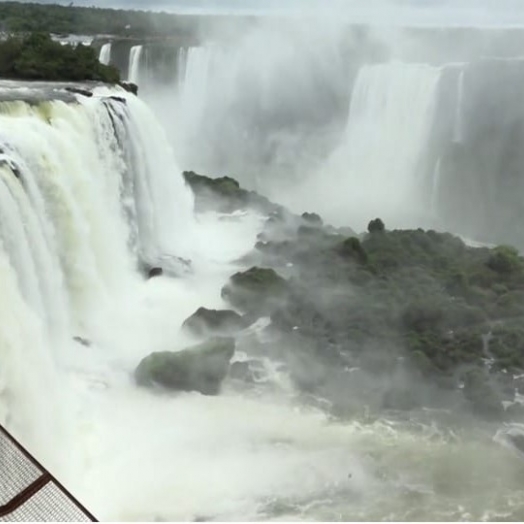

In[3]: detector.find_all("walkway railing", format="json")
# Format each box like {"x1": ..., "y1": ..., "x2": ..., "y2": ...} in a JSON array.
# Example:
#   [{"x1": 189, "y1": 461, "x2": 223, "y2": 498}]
[{"x1": 0, "y1": 425, "x2": 97, "y2": 522}]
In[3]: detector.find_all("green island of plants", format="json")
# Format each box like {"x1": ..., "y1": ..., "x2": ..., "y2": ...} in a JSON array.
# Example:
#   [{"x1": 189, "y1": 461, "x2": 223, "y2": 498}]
[{"x1": 0, "y1": 32, "x2": 120, "y2": 82}]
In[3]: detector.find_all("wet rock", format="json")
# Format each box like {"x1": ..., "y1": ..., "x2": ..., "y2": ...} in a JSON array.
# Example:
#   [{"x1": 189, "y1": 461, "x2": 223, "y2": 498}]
[
  {"x1": 221, "y1": 266, "x2": 289, "y2": 316},
  {"x1": 182, "y1": 307, "x2": 248, "y2": 338},
  {"x1": 183, "y1": 170, "x2": 284, "y2": 215},
  {"x1": 148, "y1": 267, "x2": 163, "y2": 279},
  {"x1": 119, "y1": 81, "x2": 138, "y2": 95},
  {"x1": 109, "y1": 95, "x2": 126, "y2": 104},
  {"x1": 65, "y1": 86, "x2": 93, "y2": 97},
  {"x1": 73, "y1": 336, "x2": 91, "y2": 347},
  {"x1": 135, "y1": 337, "x2": 235, "y2": 395}
]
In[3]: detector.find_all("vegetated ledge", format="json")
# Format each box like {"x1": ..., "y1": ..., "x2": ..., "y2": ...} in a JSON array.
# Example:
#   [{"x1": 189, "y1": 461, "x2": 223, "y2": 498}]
[
  {"x1": 0, "y1": 32, "x2": 120, "y2": 83},
  {"x1": 182, "y1": 170, "x2": 524, "y2": 422}
]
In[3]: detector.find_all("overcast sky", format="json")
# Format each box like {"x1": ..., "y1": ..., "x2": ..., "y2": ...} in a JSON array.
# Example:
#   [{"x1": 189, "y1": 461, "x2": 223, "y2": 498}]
[{"x1": 4, "y1": 0, "x2": 524, "y2": 27}]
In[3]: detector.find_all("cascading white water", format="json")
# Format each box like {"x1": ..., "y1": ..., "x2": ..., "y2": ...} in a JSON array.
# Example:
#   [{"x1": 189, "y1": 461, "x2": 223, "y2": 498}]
[
  {"x1": 453, "y1": 68, "x2": 465, "y2": 143},
  {"x1": 98, "y1": 43, "x2": 112, "y2": 66},
  {"x1": 431, "y1": 155, "x2": 442, "y2": 215},
  {"x1": 290, "y1": 61, "x2": 442, "y2": 230},
  {"x1": 177, "y1": 46, "x2": 215, "y2": 139},
  {"x1": 2, "y1": 77, "x2": 524, "y2": 522},
  {"x1": 0, "y1": 87, "x2": 194, "y2": 475},
  {"x1": 128, "y1": 45, "x2": 143, "y2": 84},
  {"x1": 154, "y1": 26, "x2": 349, "y2": 184}
]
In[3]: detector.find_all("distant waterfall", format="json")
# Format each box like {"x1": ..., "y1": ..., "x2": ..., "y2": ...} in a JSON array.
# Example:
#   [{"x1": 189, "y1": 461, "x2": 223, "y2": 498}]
[
  {"x1": 99, "y1": 43, "x2": 111, "y2": 65},
  {"x1": 453, "y1": 68, "x2": 465, "y2": 143},
  {"x1": 316, "y1": 62, "x2": 442, "y2": 228},
  {"x1": 177, "y1": 46, "x2": 219, "y2": 136},
  {"x1": 128, "y1": 45, "x2": 143, "y2": 84}
]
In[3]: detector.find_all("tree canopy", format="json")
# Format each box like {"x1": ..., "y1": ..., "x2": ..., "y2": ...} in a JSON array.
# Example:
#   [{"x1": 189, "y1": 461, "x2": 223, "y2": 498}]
[
  {"x1": 0, "y1": 32, "x2": 120, "y2": 82},
  {"x1": 0, "y1": 2, "x2": 199, "y2": 38}
]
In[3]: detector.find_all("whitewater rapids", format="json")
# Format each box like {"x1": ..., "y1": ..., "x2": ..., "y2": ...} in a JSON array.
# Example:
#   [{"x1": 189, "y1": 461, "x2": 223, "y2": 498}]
[{"x1": 0, "y1": 83, "x2": 523, "y2": 522}]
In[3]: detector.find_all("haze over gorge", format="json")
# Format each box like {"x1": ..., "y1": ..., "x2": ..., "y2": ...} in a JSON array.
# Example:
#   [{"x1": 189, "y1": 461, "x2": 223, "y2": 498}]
[{"x1": 4, "y1": 1, "x2": 524, "y2": 522}]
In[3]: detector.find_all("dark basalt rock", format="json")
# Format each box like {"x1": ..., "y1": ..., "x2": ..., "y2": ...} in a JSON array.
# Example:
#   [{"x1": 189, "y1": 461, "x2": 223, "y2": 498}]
[
  {"x1": 182, "y1": 307, "x2": 248, "y2": 338},
  {"x1": 135, "y1": 337, "x2": 235, "y2": 395},
  {"x1": 119, "y1": 81, "x2": 138, "y2": 95},
  {"x1": 183, "y1": 170, "x2": 284, "y2": 215},
  {"x1": 73, "y1": 336, "x2": 91, "y2": 347},
  {"x1": 109, "y1": 96, "x2": 126, "y2": 104},
  {"x1": 148, "y1": 267, "x2": 163, "y2": 279},
  {"x1": 65, "y1": 86, "x2": 93, "y2": 97},
  {"x1": 221, "y1": 266, "x2": 289, "y2": 316}
]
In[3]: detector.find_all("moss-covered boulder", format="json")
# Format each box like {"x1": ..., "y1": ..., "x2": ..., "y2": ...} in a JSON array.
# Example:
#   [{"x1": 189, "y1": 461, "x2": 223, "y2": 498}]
[
  {"x1": 221, "y1": 267, "x2": 289, "y2": 316},
  {"x1": 183, "y1": 171, "x2": 283, "y2": 215},
  {"x1": 134, "y1": 337, "x2": 235, "y2": 395},
  {"x1": 182, "y1": 307, "x2": 248, "y2": 338}
]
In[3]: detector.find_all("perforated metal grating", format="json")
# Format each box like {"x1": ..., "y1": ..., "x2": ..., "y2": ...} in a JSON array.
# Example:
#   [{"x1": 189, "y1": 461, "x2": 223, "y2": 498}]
[{"x1": 0, "y1": 425, "x2": 96, "y2": 522}]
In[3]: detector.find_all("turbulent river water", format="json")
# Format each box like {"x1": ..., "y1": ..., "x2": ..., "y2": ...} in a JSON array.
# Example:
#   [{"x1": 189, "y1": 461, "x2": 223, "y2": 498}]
[{"x1": 0, "y1": 71, "x2": 524, "y2": 522}]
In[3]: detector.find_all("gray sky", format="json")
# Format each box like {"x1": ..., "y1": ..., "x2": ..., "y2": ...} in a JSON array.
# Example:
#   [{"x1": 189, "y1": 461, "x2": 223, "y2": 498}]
[{"x1": 4, "y1": 0, "x2": 524, "y2": 27}]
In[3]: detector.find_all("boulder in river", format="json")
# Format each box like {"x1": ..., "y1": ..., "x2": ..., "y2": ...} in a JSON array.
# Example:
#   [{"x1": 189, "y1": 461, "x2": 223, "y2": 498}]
[
  {"x1": 134, "y1": 337, "x2": 235, "y2": 395},
  {"x1": 221, "y1": 266, "x2": 289, "y2": 316},
  {"x1": 182, "y1": 307, "x2": 248, "y2": 337}
]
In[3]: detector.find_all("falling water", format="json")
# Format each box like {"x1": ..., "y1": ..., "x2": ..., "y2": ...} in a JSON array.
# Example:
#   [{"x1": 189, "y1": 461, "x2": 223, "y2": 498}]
[
  {"x1": 453, "y1": 68, "x2": 465, "y2": 143},
  {"x1": 98, "y1": 43, "x2": 112, "y2": 66},
  {"x1": 128, "y1": 45, "x2": 143, "y2": 84},
  {"x1": 291, "y1": 61, "x2": 442, "y2": 230}
]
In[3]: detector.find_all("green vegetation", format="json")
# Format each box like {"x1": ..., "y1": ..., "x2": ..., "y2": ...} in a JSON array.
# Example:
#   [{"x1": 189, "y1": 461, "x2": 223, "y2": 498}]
[
  {"x1": 0, "y1": 1, "x2": 200, "y2": 38},
  {"x1": 183, "y1": 170, "x2": 524, "y2": 419},
  {"x1": 0, "y1": 32, "x2": 120, "y2": 82},
  {"x1": 221, "y1": 267, "x2": 289, "y2": 315},
  {"x1": 135, "y1": 337, "x2": 235, "y2": 395},
  {"x1": 183, "y1": 170, "x2": 283, "y2": 215}
]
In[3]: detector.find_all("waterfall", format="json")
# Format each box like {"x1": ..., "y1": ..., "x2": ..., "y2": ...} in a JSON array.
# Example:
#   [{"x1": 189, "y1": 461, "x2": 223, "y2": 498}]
[
  {"x1": 453, "y1": 68, "x2": 465, "y2": 143},
  {"x1": 99, "y1": 43, "x2": 111, "y2": 66},
  {"x1": 176, "y1": 46, "x2": 221, "y2": 144},
  {"x1": 0, "y1": 88, "x2": 194, "y2": 467},
  {"x1": 128, "y1": 45, "x2": 143, "y2": 84},
  {"x1": 431, "y1": 156, "x2": 442, "y2": 215},
  {"x1": 314, "y1": 61, "x2": 442, "y2": 229}
]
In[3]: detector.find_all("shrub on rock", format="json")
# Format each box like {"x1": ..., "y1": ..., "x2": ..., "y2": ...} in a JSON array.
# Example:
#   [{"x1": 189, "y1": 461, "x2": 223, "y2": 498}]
[{"x1": 368, "y1": 218, "x2": 385, "y2": 234}]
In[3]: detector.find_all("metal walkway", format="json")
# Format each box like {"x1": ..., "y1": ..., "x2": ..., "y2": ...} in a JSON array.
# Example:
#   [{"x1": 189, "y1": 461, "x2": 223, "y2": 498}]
[{"x1": 0, "y1": 425, "x2": 96, "y2": 522}]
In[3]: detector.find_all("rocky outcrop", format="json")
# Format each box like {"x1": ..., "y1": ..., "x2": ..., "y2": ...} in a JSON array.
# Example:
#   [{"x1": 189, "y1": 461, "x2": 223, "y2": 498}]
[
  {"x1": 119, "y1": 81, "x2": 138, "y2": 95},
  {"x1": 183, "y1": 170, "x2": 284, "y2": 215},
  {"x1": 147, "y1": 267, "x2": 163, "y2": 279},
  {"x1": 221, "y1": 267, "x2": 289, "y2": 316},
  {"x1": 134, "y1": 337, "x2": 235, "y2": 395},
  {"x1": 180, "y1": 173, "x2": 524, "y2": 421},
  {"x1": 65, "y1": 87, "x2": 93, "y2": 97},
  {"x1": 182, "y1": 307, "x2": 248, "y2": 338}
]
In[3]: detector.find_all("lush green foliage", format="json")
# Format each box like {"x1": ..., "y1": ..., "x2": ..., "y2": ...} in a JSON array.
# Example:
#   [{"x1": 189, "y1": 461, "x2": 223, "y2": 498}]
[
  {"x1": 0, "y1": 32, "x2": 120, "y2": 82},
  {"x1": 0, "y1": 1, "x2": 199, "y2": 37},
  {"x1": 184, "y1": 170, "x2": 524, "y2": 420}
]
